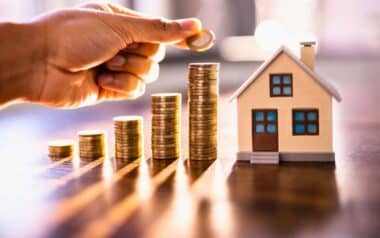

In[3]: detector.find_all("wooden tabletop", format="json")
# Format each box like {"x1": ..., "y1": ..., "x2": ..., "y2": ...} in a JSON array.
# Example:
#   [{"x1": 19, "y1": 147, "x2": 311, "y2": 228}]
[{"x1": 0, "y1": 60, "x2": 379, "y2": 238}]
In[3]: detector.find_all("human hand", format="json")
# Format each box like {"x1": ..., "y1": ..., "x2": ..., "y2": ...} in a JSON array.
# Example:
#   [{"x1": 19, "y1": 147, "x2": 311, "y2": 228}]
[{"x1": 0, "y1": 2, "x2": 201, "y2": 108}]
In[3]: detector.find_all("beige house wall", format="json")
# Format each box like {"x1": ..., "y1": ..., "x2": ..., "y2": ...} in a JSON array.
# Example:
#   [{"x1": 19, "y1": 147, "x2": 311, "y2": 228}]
[{"x1": 237, "y1": 52, "x2": 333, "y2": 152}]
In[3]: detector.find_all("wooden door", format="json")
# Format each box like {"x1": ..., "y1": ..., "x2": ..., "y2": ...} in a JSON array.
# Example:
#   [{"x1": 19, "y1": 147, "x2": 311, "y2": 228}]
[{"x1": 252, "y1": 109, "x2": 278, "y2": 151}]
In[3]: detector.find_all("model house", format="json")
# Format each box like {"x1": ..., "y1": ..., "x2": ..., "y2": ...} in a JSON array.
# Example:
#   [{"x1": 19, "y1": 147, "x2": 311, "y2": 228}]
[{"x1": 230, "y1": 42, "x2": 341, "y2": 164}]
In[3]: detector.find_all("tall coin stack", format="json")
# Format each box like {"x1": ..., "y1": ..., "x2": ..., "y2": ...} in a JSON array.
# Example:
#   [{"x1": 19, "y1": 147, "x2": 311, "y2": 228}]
[
  {"x1": 151, "y1": 93, "x2": 181, "y2": 159},
  {"x1": 113, "y1": 116, "x2": 143, "y2": 160},
  {"x1": 188, "y1": 63, "x2": 219, "y2": 160},
  {"x1": 78, "y1": 130, "x2": 106, "y2": 160}
]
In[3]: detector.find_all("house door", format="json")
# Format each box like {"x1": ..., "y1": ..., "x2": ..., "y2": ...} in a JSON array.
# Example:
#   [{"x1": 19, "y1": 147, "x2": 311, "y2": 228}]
[{"x1": 252, "y1": 109, "x2": 278, "y2": 151}]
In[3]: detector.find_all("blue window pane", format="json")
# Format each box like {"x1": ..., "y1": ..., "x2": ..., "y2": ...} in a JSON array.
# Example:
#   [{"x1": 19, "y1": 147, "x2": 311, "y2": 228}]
[
  {"x1": 255, "y1": 124, "x2": 265, "y2": 133},
  {"x1": 272, "y1": 87, "x2": 281, "y2": 95},
  {"x1": 255, "y1": 112, "x2": 264, "y2": 121},
  {"x1": 271, "y1": 76, "x2": 281, "y2": 84},
  {"x1": 283, "y1": 86, "x2": 292, "y2": 95},
  {"x1": 307, "y1": 112, "x2": 317, "y2": 121},
  {"x1": 294, "y1": 112, "x2": 305, "y2": 121},
  {"x1": 295, "y1": 124, "x2": 305, "y2": 133},
  {"x1": 283, "y1": 75, "x2": 292, "y2": 84},
  {"x1": 267, "y1": 111, "x2": 277, "y2": 121},
  {"x1": 307, "y1": 124, "x2": 318, "y2": 133},
  {"x1": 267, "y1": 124, "x2": 277, "y2": 133}
]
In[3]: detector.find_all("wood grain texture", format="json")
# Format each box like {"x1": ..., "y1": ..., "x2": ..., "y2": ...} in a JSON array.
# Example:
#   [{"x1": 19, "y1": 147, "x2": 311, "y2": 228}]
[{"x1": 0, "y1": 60, "x2": 379, "y2": 238}]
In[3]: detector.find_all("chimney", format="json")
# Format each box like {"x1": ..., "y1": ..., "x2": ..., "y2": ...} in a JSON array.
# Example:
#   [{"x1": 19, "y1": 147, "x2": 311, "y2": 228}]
[{"x1": 300, "y1": 41, "x2": 316, "y2": 70}]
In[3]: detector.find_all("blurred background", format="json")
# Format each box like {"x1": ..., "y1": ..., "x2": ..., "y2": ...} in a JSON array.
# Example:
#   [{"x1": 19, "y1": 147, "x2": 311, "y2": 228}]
[
  {"x1": 1, "y1": 0, "x2": 379, "y2": 59},
  {"x1": 0, "y1": 0, "x2": 379, "y2": 161}
]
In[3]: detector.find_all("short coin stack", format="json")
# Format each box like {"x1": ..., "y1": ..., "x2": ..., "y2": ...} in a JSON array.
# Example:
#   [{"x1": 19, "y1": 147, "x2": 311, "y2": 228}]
[
  {"x1": 48, "y1": 140, "x2": 74, "y2": 158},
  {"x1": 114, "y1": 116, "x2": 143, "y2": 160},
  {"x1": 78, "y1": 130, "x2": 106, "y2": 160},
  {"x1": 151, "y1": 93, "x2": 181, "y2": 159},
  {"x1": 188, "y1": 63, "x2": 219, "y2": 160}
]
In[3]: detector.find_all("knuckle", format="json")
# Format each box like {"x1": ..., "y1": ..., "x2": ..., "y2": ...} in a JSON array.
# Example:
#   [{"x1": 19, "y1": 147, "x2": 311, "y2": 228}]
[
  {"x1": 146, "y1": 44, "x2": 160, "y2": 55},
  {"x1": 129, "y1": 55, "x2": 154, "y2": 74},
  {"x1": 146, "y1": 59, "x2": 155, "y2": 70},
  {"x1": 151, "y1": 18, "x2": 169, "y2": 32},
  {"x1": 171, "y1": 21, "x2": 182, "y2": 32},
  {"x1": 80, "y1": 3, "x2": 112, "y2": 12}
]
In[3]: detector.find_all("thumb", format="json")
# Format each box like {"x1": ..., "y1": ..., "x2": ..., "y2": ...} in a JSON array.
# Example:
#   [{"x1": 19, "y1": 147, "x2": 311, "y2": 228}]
[{"x1": 101, "y1": 13, "x2": 202, "y2": 43}]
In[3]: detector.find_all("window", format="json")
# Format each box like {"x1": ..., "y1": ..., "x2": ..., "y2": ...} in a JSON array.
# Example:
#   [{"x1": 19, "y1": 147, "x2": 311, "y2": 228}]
[
  {"x1": 253, "y1": 110, "x2": 277, "y2": 134},
  {"x1": 292, "y1": 109, "x2": 319, "y2": 135},
  {"x1": 270, "y1": 74, "x2": 293, "y2": 97}
]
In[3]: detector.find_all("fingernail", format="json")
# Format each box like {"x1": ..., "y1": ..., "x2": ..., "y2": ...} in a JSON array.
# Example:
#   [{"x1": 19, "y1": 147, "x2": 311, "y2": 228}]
[
  {"x1": 108, "y1": 55, "x2": 125, "y2": 66},
  {"x1": 99, "y1": 74, "x2": 113, "y2": 85},
  {"x1": 177, "y1": 18, "x2": 202, "y2": 32},
  {"x1": 127, "y1": 43, "x2": 140, "y2": 49}
]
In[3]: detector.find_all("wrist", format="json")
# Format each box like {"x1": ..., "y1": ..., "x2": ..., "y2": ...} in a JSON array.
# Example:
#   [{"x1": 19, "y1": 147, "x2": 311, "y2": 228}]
[{"x1": 0, "y1": 21, "x2": 46, "y2": 106}]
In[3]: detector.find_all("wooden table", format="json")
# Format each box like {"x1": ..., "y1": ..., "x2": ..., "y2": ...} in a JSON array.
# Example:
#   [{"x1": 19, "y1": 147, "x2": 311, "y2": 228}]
[{"x1": 0, "y1": 60, "x2": 379, "y2": 238}]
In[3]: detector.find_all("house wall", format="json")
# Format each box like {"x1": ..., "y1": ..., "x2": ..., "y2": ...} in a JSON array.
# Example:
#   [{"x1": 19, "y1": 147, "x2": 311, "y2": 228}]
[{"x1": 237, "y1": 52, "x2": 333, "y2": 152}]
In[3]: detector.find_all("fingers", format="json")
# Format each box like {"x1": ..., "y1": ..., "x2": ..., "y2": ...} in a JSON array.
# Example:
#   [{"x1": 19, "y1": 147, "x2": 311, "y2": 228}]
[
  {"x1": 106, "y1": 54, "x2": 159, "y2": 82},
  {"x1": 173, "y1": 39, "x2": 190, "y2": 49},
  {"x1": 78, "y1": 6, "x2": 202, "y2": 49},
  {"x1": 81, "y1": 3, "x2": 201, "y2": 44},
  {"x1": 98, "y1": 72, "x2": 145, "y2": 97},
  {"x1": 123, "y1": 43, "x2": 165, "y2": 61},
  {"x1": 96, "y1": 12, "x2": 202, "y2": 44},
  {"x1": 78, "y1": 2, "x2": 113, "y2": 12},
  {"x1": 78, "y1": 2, "x2": 144, "y2": 17},
  {"x1": 105, "y1": 3, "x2": 146, "y2": 17},
  {"x1": 98, "y1": 90, "x2": 141, "y2": 102},
  {"x1": 105, "y1": 42, "x2": 163, "y2": 84},
  {"x1": 127, "y1": 17, "x2": 202, "y2": 43}
]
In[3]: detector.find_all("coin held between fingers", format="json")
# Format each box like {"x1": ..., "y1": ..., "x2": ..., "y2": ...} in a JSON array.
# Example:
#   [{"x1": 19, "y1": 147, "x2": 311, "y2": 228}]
[{"x1": 186, "y1": 29, "x2": 215, "y2": 52}]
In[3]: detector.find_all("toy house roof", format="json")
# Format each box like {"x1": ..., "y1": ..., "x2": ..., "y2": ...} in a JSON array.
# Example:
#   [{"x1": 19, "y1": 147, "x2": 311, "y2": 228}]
[{"x1": 229, "y1": 46, "x2": 342, "y2": 102}]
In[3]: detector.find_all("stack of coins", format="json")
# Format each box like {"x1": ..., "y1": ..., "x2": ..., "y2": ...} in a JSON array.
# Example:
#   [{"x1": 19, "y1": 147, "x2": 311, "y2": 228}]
[
  {"x1": 114, "y1": 116, "x2": 143, "y2": 160},
  {"x1": 151, "y1": 93, "x2": 181, "y2": 159},
  {"x1": 48, "y1": 140, "x2": 74, "y2": 158},
  {"x1": 78, "y1": 130, "x2": 106, "y2": 160},
  {"x1": 188, "y1": 63, "x2": 219, "y2": 160}
]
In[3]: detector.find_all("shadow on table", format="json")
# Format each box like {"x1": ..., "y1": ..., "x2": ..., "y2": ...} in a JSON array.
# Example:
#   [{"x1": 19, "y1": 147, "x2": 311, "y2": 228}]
[{"x1": 228, "y1": 162, "x2": 339, "y2": 237}]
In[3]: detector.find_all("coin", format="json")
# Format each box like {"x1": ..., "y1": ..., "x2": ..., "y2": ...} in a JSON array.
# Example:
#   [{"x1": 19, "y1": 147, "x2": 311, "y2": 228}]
[
  {"x1": 78, "y1": 130, "x2": 106, "y2": 137},
  {"x1": 152, "y1": 93, "x2": 182, "y2": 102},
  {"x1": 186, "y1": 29, "x2": 215, "y2": 52}
]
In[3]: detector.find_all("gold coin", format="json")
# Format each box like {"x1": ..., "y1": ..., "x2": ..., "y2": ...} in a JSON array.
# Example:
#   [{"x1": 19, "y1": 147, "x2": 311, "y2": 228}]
[
  {"x1": 151, "y1": 93, "x2": 181, "y2": 103},
  {"x1": 186, "y1": 30, "x2": 215, "y2": 52},
  {"x1": 113, "y1": 115, "x2": 142, "y2": 123},
  {"x1": 78, "y1": 129, "x2": 106, "y2": 137}
]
